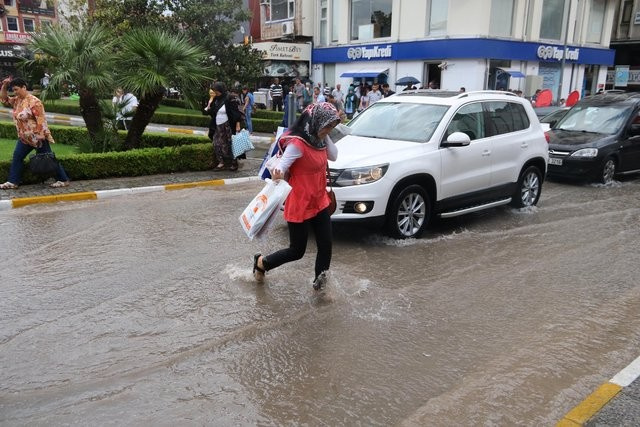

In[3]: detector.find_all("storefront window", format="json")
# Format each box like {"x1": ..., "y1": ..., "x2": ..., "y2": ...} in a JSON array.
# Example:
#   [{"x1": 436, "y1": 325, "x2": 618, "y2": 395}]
[
  {"x1": 586, "y1": 0, "x2": 605, "y2": 43},
  {"x1": 331, "y1": 0, "x2": 340, "y2": 42},
  {"x1": 428, "y1": 0, "x2": 448, "y2": 35},
  {"x1": 621, "y1": 1, "x2": 633, "y2": 24},
  {"x1": 267, "y1": 0, "x2": 295, "y2": 22},
  {"x1": 540, "y1": 0, "x2": 565, "y2": 40},
  {"x1": 350, "y1": 0, "x2": 392, "y2": 41},
  {"x1": 6, "y1": 16, "x2": 19, "y2": 32},
  {"x1": 490, "y1": 0, "x2": 514, "y2": 37}
]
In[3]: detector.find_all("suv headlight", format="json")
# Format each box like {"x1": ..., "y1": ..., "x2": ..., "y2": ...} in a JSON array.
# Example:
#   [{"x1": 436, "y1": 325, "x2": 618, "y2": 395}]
[
  {"x1": 334, "y1": 164, "x2": 389, "y2": 187},
  {"x1": 571, "y1": 148, "x2": 598, "y2": 158}
]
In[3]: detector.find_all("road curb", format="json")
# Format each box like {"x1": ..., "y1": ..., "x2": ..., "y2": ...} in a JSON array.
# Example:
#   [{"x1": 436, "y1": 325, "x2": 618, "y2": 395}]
[
  {"x1": 556, "y1": 355, "x2": 640, "y2": 426},
  {"x1": 0, "y1": 176, "x2": 260, "y2": 211}
]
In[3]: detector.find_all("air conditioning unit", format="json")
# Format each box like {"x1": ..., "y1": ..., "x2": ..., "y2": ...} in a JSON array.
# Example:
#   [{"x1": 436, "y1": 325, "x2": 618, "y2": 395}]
[{"x1": 282, "y1": 21, "x2": 294, "y2": 35}]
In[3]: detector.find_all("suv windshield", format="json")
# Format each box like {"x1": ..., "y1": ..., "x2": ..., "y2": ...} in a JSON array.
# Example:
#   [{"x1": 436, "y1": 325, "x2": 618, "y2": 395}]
[
  {"x1": 348, "y1": 102, "x2": 449, "y2": 142},
  {"x1": 555, "y1": 104, "x2": 632, "y2": 134}
]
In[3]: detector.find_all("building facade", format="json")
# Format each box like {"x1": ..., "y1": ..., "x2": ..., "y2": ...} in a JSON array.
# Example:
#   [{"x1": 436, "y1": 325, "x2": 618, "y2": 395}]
[
  {"x1": 309, "y1": 0, "x2": 616, "y2": 101},
  {"x1": 608, "y1": 0, "x2": 640, "y2": 90},
  {"x1": 0, "y1": 0, "x2": 59, "y2": 78}
]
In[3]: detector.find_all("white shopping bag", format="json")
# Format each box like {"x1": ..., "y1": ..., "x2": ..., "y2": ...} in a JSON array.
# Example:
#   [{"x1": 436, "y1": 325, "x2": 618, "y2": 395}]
[{"x1": 239, "y1": 178, "x2": 292, "y2": 240}]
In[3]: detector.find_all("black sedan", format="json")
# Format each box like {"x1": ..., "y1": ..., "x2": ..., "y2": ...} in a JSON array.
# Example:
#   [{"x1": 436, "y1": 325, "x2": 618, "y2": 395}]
[{"x1": 546, "y1": 93, "x2": 640, "y2": 183}]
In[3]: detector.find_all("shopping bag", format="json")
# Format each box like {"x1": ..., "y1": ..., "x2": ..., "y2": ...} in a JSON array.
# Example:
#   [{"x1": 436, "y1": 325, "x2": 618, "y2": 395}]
[
  {"x1": 239, "y1": 178, "x2": 292, "y2": 240},
  {"x1": 231, "y1": 129, "x2": 255, "y2": 158},
  {"x1": 258, "y1": 126, "x2": 287, "y2": 180}
]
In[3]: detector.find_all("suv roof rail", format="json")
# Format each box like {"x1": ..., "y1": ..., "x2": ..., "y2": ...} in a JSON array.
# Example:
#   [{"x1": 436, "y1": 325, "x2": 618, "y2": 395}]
[{"x1": 459, "y1": 90, "x2": 518, "y2": 98}]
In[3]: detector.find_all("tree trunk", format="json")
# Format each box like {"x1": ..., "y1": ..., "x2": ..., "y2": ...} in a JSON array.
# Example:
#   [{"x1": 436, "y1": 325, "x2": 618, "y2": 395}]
[
  {"x1": 124, "y1": 91, "x2": 164, "y2": 150},
  {"x1": 78, "y1": 89, "x2": 103, "y2": 144}
]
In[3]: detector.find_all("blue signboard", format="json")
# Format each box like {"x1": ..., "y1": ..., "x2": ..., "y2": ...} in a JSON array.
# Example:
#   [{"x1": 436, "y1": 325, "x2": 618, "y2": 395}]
[{"x1": 313, "y1": 38, "x2": 615, "y2": 66}]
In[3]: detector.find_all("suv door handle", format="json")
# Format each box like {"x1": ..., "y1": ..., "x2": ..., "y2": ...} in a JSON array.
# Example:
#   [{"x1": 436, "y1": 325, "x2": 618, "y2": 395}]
[
  {"x1": 482, "y1": 150, "x2": 491, "y2": 156},
  {"x1": 521, "y1": 142, "x2": 529, "y2": 148}
]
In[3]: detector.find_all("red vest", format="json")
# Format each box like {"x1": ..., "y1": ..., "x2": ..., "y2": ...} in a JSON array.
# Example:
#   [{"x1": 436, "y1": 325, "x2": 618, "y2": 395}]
[{"x1": 282, "y1": 137, "x2": 330, "y2": 223}]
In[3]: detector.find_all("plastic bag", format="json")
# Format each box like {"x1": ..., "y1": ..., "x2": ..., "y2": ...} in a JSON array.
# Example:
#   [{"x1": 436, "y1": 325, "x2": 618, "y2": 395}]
[
  {"x1": 239, "y1": 179, "x2": 292, "y2": 240},
  {"x1": 231, "y1": 129, "x2": 255, "y2": 158},
  {"x1": 258, "y1": 127, "x2": 286, "y2": 180}
]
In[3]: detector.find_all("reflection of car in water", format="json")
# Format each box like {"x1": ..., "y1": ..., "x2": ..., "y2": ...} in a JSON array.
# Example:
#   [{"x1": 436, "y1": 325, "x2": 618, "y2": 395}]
[{"x1": 547, "y1": 93, "x2": 640, "y2": 183}]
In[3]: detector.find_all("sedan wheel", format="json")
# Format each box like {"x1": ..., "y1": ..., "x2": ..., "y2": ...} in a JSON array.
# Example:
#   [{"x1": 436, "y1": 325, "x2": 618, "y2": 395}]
[
  {"x1": 386, "y1": 185, "x2": 431, "y2": 239},
  {"x1": 511, "y1": 166, "x2": 542, "y2": 208},
  {"x1": 600, "y1": 157, "x2": 616, "y2": 184}
]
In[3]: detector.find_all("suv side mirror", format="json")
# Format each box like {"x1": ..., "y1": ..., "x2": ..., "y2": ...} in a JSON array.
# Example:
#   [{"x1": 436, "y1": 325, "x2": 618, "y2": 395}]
[{"x1": 442, "y1": 131, "x2": 471, "y2": 147}]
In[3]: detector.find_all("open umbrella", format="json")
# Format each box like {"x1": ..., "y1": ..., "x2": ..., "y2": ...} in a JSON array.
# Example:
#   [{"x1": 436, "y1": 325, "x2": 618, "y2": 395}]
[{"x1": 395, "y1": 76, "x2": 420, "y2": 86}]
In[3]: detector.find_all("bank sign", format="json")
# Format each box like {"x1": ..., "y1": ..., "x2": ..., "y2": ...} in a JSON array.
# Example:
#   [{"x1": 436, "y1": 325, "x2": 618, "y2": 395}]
[
  {"x1": 536, "y1": 45, "x2": 580, "y2": 61},
  {"x1": 346, "y1": 45, "x2": 392, "y2": 60}
]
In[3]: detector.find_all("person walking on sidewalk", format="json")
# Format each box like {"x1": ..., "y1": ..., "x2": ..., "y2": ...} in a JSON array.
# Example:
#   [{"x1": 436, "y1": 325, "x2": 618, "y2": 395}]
[
  {"x1": 242, "y1": 86, "x2": 254, "y2": 133},
  {"x1": 252, "y1": 102, "x2": 341, "y2": 291},
  {"x1": 204, "y1": 82, "x2": 244, "y2": 171},
  {"x1": 0, "y1": 77, "x2": 70, "y2": 189}
]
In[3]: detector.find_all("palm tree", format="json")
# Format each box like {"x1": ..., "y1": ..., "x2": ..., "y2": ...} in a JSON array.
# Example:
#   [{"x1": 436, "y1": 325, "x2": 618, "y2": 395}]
[
  {"x1": 116, "y1": 28, "x2": 211, "y2": 150},
  {"x1": 25, "y1": 24, "x2": 115, "y2": 145}
]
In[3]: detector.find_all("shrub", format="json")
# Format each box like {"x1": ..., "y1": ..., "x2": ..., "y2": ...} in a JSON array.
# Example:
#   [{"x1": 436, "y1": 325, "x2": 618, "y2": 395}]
[
  {"x1": 253, "y1": 110, "x2": 284, "y2": 120},
  {"x1": 160, "y1": 98, "x2": 187, "y2": 109},
  {"x1": 0, "y1": 143, "x2": 216, "y2": 184}
]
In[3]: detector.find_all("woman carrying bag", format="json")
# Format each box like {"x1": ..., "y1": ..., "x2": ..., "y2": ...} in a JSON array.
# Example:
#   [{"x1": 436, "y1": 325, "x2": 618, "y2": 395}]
[
  {"x1": 253, "y1": 102, "x2": 341, "y2": 291},
  {"x1": 204, "y1": 82, "x2": 244, "y2": 171}
]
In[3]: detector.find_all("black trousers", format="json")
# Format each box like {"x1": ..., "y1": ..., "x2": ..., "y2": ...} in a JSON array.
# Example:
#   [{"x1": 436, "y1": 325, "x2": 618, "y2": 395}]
[
  {"x1": 262, "y1": 208, "x2": 332, "y2": 281},
  {"x1": 272, "y1": 96, "x2": 283, "y2": 111}
]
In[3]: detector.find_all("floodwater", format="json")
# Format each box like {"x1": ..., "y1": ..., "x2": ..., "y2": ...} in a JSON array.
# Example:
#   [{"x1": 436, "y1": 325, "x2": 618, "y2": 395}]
[{"x1": 1, "y1": 177, "x2": 639, "y2": 426}]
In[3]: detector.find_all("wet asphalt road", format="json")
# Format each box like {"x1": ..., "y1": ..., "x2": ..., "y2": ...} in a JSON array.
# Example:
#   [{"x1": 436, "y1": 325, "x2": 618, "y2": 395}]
[{"x1": 0, "y1": 173, "x2": 639, "y2": 426}]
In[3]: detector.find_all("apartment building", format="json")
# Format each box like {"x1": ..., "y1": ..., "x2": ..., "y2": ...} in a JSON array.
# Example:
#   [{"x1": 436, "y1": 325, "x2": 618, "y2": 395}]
[
  {"x1": 0, "y1": 0, "x2": 58, "y2": 77},
  {"x1": 608, "y1": 0, "x2": 640, "y2": 90},
  {"x1": 305, "y1": 0, "x2": 616, "y2": 101}
]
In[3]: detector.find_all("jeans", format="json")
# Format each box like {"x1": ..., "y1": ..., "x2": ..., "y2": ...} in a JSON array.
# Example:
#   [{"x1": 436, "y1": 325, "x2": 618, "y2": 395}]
[
  {"x1": 8, "y1": 140, "x2": 69, "y2": 184},
  {"x1": 245, "y1": 108, "x2": 253, "y2": 133},
  {"x1": 262, "y1": 207, "x2": 332, "y2": 281}
]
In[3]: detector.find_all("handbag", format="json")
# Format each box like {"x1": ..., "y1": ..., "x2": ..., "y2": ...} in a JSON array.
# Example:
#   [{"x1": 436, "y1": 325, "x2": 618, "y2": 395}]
[
  {"x1": 29, "y1": 152, "x2": 59, "y2": 176},
  {"x1": 326, "y1": 165, "x2": 336, "y2": 215},
  {"x1": 231, "y1": 129, "x2": 254, "y2": 158}
]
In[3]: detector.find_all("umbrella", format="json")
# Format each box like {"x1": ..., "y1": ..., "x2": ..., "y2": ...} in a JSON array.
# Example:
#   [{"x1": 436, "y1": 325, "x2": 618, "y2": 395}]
[{"x1": 395, "y1": 76, "x2": 420, "y2": 86}]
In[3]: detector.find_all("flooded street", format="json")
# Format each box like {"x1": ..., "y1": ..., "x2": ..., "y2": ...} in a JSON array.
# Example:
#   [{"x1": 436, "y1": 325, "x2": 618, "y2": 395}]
[{"x1": 1, "y1": 178, "x2": 639, "y2": 426}]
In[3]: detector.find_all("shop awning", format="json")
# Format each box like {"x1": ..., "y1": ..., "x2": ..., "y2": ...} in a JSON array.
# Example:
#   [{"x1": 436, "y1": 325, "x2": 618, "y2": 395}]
[
  {"x1": 340, "y1": 68, "x2": 389, "y2": 78},
  {"x1": 507, "y1": 70, "x2": 526, "y2": 78}
]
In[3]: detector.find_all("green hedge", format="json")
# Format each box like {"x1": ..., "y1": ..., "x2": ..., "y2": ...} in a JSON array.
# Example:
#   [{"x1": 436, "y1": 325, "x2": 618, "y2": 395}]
[
  {"x1": 0, "y1": 122, "x2": 211, "y2": 149},
  {"x1": 42, "y1": 102, "x2": 282, "y2": 132},
  {"x1": 160, "y1": 98, "x2": 187, "y2": 109},
  {"x1": 252, "y1": 110, "x2": 284, "y2": 120},
  {"x1": 0, "y1": 143, "x2": 216, "y2": 184}
]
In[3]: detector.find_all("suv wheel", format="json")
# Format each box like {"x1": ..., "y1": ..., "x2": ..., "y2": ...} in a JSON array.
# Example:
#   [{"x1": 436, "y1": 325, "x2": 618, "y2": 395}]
[
  {"x1": 511, "y1": 166, "x2": 542, "y2": 208},
  {"x1": 385, "y1": 185, "x2": 431, "y2": 239},
  {"x1": 600, "y1": 156, "x2": 616, "y2": 184}
]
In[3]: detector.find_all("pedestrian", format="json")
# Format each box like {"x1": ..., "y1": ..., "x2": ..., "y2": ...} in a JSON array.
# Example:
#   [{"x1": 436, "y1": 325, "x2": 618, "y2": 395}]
[
  {"x1": 368, "y1": 83, "x2": 383, "y2": 104},
  {"x1": 358, "y1": 85, "x2": 370, "y2": 112},
  {"x1": 344, "y1": 86, "x2": 358, "y2": 119},
  {"x1": 242, "y1": 86, "x2": 254, "y2": 133},
  {"x1": 381, "y1": 83, "x2": 395, "y2": 98},
  {"x1": 302, "y1": 82, "x2": 313, "y2": 108},
  {"x1": 293, "y1": 78, "x2": 305, "y2": 111},
  {"x1": 204, "y1": 82, "x2": 244, "y2": 172},
  {"x1": 331, "y1": 83, "x2": 344, "y2": 103},
  {"x1": 252, "y1": 102, "x2": 341, "y2": 291},
  {"x1": 269, "y1": 77, "x2": 283, "y2": 111},
  {"x1": 313, "y1": 86, "x2": 326, "y2": 103},
  {"x1": 112, "y1": 87, "x2": 138, "y2": 130},
  {"x1": 0, "y1": 77, "x2": 70, "y2": 189},
  {"x1": 323, "y1": 83, "x2": 332, "y2": 97}
]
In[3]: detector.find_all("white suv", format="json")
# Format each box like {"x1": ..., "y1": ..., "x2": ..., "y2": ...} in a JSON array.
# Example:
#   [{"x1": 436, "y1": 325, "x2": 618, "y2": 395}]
[{"x1": 329, "y1": 90, "x2": 548, "y2": 238}]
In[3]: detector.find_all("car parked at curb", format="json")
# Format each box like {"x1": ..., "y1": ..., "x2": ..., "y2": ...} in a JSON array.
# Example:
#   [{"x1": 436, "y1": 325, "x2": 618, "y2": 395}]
[
  {"x1": 546, "y1": 92, "x2": 640, "y2": 183},
  {"x1": 329, "y1": 90, "x2": 548, "y2": 238}
]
